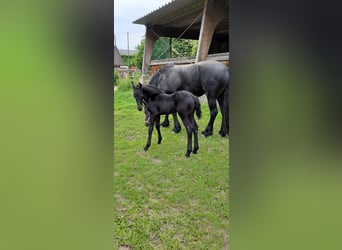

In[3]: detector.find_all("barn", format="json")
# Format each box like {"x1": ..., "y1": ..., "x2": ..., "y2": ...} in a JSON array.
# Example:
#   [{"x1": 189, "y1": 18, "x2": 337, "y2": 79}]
[
  {"x1": 133, "y1": 0, "x2": 229, "y2": 75},
  {"x1": 114, "y1": 44, "x2": 123, "y2": 68}
]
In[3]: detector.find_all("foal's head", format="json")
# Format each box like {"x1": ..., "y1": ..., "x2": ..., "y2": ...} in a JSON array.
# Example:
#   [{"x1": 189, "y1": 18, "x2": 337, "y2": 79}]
[
  {"x1": 131, "y1": 82, "x2": 144, "y2": 111},
  {"x1": 132, "y1": 82, "x2": 162, "y2": 126}
]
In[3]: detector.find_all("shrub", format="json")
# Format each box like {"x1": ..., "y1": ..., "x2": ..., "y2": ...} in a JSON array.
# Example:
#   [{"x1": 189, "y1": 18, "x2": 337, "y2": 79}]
[
  {"x1": 117, "y1": 78, "x2": 132, "y2": 92},
  {"x1": 114, "y1": 70, "x2": 119, "y2": 86}
]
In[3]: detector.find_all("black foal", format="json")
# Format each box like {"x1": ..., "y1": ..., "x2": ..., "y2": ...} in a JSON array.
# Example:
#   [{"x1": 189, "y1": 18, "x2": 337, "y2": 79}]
[{"x1": 132, "y1": 82, "x2": 201, "y2": 157}]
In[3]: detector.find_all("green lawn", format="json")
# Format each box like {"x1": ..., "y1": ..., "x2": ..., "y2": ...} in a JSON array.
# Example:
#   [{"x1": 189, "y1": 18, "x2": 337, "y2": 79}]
[{"x1": 114, "y1": 79, "x2": 229, "y2": 249}]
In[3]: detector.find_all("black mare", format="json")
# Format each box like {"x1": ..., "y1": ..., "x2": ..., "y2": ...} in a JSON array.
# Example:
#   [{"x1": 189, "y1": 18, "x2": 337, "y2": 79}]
[
  {"x1": 148, "y1": 60, "x2": 229, "y2": 137},
  {"x1": 132, "y1": 83, "x2": 202, "y2": 157}
]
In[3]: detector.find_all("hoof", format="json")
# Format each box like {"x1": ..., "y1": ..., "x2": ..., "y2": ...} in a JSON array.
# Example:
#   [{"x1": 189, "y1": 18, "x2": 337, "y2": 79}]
[
  {"x1": 201, "y1": 130, "x2": 213, "y2": 137},
  {"x1": 161, "y1": 122, "x2": 169, "y2": 127},
  {"x1": 144, "y1": 146, "x2": 149, "y2": 151},
  {"x1": 219, "y1": 130, "x2": 227, "y2": 137},
  {"x1": 185, "y1": 153, "x2": 190, "y2": 157},
  {"x1": 172, "y1": 127, "x2": 181, "y2": 133}
]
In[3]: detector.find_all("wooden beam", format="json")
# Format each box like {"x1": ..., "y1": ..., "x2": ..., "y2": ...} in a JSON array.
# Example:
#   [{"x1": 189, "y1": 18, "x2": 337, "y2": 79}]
[
  {"x1": 142, "y1": 27, "x2": 158, "y2": 75},
  {"x1": 147, "y1": 26, "x2": 201, "y2": 40},
  {"x1": 196, "y1": 0, "x2": 227, "y2": 62}
]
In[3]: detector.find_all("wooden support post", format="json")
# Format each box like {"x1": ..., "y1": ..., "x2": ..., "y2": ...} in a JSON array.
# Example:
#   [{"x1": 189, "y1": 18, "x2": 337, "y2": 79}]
[
  {"x1": 142, "y1": 27, "x2": 158, "y2": 75},
  {"x1": 196, "y1": 0, "x2": 227, "y2": 62}
]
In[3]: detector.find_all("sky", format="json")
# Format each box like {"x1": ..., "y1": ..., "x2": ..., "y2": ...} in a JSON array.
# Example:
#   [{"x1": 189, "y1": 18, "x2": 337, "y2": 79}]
[{"x1": 114, "y1": 0, "x2": 172, "y2": 50}]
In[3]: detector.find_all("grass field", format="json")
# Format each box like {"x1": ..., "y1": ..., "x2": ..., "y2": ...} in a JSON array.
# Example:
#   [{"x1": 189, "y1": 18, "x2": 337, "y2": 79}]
[{"x1": 114, "y1": 78, "x2": 229, "y2": 249}]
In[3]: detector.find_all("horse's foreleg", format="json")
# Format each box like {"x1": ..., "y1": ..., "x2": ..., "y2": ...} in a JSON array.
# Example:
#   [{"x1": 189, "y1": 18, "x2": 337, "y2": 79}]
[
  {"x1": 155, "y1": 115, "x2": 162, "y2": 144},
  {"x1": 202, "y1": 99, "x2": 218, "y2": 137},
  {"x1": 172, "y1": 113, "x2": 181, "y2": 133},
  {"x1": 160, "y1": 115, "x2": 170, "y2": 127},
  {"x1": 144, "y1": 117, "x2": 154, "y2": 151},
  {"x1": 144, "y1": 107, "x2": 151, "y2": 126}
]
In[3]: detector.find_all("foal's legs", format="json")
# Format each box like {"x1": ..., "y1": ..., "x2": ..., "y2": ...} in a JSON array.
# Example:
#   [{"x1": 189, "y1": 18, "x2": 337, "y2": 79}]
[
  {"x1": 202, "y1": 98, "x2": 218, "y2": 137},
  {"x1": 181, "y1": 116, "x2": 193, "y2": 157},
  {"x1": 161, "y1": 115, "x2": 170, "y2": 127},
  {"x1": 161, "y1": 114, "x2": 182, "y2": 133},
  {"x1": 190, "y1": 114, "x2": 199, "y2": 154},
  {"x1": 155, "y1": 115, "x2": 162, "y2": 144},
  {"x1": 171, "y1": 113, "x2": 181, "y2": 133},
  {"x1": 144, "y1": 116, "x2": 155, "y2": 151}
]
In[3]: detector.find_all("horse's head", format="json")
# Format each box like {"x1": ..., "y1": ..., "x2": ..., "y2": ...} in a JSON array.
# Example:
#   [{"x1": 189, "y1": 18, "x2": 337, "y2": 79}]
[{"x1": 131, "y1": 81, "x2": 143, "y2": 111}]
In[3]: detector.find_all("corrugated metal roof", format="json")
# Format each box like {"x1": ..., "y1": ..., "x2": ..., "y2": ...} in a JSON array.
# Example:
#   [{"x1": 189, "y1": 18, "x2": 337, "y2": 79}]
[{"x1": 133, "y1": 0, "x2": 204, "y2": 25}]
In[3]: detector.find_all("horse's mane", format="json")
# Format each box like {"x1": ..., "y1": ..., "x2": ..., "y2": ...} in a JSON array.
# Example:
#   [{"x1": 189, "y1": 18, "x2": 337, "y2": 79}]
[
  {"x1": 142, "y1": 84, "x2": 162, "y2": 98},
  {"x1": 148, "y1": 72, "x2": 160, "y2": 87}
]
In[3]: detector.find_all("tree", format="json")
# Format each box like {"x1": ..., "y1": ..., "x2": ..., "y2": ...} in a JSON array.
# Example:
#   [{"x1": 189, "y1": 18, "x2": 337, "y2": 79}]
[
  {"x1": 191, "y1": 40, "x2": 198, "y2": 56},
  {"x1": 131, "y1": 40, "x2": 144, "y2": 69},
  {"x1": 131, "y1": 37, "x2": 198, "y2": 69},
  {"x1": 152, "y1": 38, "x2": 197, "y2": 60},
  {"x1": 172, "y1": 39, "x2": 195, "y2": 58},
  {"x1": 151, "y1": 37, "x2": 170, "y2": 60}
]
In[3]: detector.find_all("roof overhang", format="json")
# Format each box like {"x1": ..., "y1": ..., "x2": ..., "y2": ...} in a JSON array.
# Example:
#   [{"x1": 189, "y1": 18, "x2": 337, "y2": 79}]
[{"x1": 133, "y1": 0, "x2": 229, "y2": 41}]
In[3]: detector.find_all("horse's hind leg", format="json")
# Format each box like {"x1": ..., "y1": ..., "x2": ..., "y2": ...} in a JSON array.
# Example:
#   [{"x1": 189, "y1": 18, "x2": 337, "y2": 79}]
[
  {"x1": 202, "y1": 98, "x2": 218, "y2": 137},
  {"x1": 217, "y1": 92, "x2": 228, "y2": 137},
  {"x1": 172, "y1": 113, "x2": 181, "y2": 133},
  {"x1": 155, "y1": 115, "x2": 162, "y2": 144},
  {"x1": 160, "y1": 115, "x2": 170, "y2": 127}
]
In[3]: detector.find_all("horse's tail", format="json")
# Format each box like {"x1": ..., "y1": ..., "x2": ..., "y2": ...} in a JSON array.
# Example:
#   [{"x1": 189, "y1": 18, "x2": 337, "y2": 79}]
[{"x1": 194, "y1": 96, "x2": 202, "y2": 119}]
